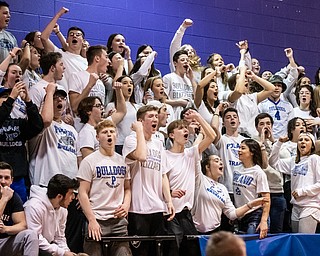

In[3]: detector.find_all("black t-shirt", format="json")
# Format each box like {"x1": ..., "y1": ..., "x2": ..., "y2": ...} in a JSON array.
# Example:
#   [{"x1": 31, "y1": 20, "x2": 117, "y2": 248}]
[{"x1": 0, "y1": 192, "x2": 24, "y2": 238}]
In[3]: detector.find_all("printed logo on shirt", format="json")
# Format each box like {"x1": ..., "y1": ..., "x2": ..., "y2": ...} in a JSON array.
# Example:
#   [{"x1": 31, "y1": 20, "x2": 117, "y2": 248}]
[
  {"x1": 0, "y1": 38, "x2": 14, "y2": 50},
  {"x1": 15, "y1": 97, "x2": 26, "y2": 114},
  {"x1": 233, "y1": 172, "x2": 254, "y2": 188},
  {"x1": 54, "y1": 125, "x2": 77, "y2": 154},
  {"x1": 171, "y1": 82, "x2": 193, "y2": 99},
  {"x1": 95, "y1": 165, "x2": 127, "y2": 188},
  {"x1": 141, "y1": 148, "x2": 161, "y2": 171},
  {"x1": 0, "y1": 124, "x2": 23, "y2": 147},
  {"x1": 206, "y1": 184, "x2": 226, "y2": 204},
  {"x1": 293, "y1": 163, "x2": 308, "y2": 176},
  {"x1": 226, "y1": 143, "x2": 242, "y2": 166}
]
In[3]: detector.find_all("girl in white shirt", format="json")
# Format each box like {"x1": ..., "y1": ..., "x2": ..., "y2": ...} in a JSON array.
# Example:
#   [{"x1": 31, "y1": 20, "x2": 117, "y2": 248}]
[
  {"x1": 233, "y1": 139, "x2": 270, "y2": 239},
  {"x1": 192, "y1": 155, "x2": 266, "y2": 234},
  {"x1": 269, "y1": 132, "x2": 320, "y2": 233}
]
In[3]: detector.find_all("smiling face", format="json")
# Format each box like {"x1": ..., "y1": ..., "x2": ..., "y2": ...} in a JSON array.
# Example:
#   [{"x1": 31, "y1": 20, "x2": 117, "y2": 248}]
[
  {"x1": 261, "y1": 70, "x2": 272, "y2": 80},
  {"x1": 0, "y1": 6, "x2": 10, "y2": 30},
  {"x1": 206, "y1": 155, "x2": 224, "y2": 181},
  {"x1": 238, "y1": 142, "x2": 253, "y2": 163},
  {"x1": 251, "y1": 58, "x2": 260, "y2": 75},
  {"x1": 120, "y1": 76, "x2": 134, "y2": 100},
  {"x1": 211, "y1": 54, "x2": 224, "y2": 67},
  {"x1": 0, "y1": 168, "x2": 12, "y2": 187},
  {"x1": 270, "y1": 83, "x2": 283, "y2": 100},
  {"x1": 111, "y1": 34, "x2": 126, "y2": 54},
  {"x1": 151, "y1": 78, "x2": 165, "y2": 100},
  {"x1": 298, "y1": 134, "x2": 313, "y2": 156}
]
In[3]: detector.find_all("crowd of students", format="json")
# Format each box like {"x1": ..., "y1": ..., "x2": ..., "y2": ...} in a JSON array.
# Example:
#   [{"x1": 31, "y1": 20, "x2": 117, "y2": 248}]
[{"x1": 0, "y1": 1, "x2": 320, "y2": 256}]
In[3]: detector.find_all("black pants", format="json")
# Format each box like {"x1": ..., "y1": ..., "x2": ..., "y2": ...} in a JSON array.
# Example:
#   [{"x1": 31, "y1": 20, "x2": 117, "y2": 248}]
[
  {"x1": 128, "y1": 212, "x2": 166, "y2": 256},
  {"x1": 164, "y1": 209, "x2": 200, "y2": 256}
]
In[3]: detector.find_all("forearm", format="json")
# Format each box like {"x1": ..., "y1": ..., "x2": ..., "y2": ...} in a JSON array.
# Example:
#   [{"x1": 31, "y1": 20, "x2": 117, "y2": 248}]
[
  {"x1": 194, "y1": 86, "x2": 203, "y2": 108},
  {"x1": 70, "y1": 85, "x2": 93, "y2": 113},
  {"x1": 18, "y1": 45, "x2": 30, "y2": 74},
  {"x1": 235, "y1": 203, "x2": 252, "y2": 218},
  {"x1": 4, "y1": 222, "x2": 26, "y2": 235},
  {"x1": 114, "y1": 88, "x2": 126, "y2": 114},
  {"x1": 78, "y1": 191, "x2": 96, "y2": 222},
  {"x1": 254, "y1": 76, "x2": 275, "y2": 91},
  {"x1": 260, "y1": 193, "x2": 270, "y2": 223},
  {"x1": 132, "y1": 130, "x2": 147, "y2": 161},
  {"x1": 162, "y1": 174, "x2": 173, "y2": 204},
  {"x1": 55, "y1": 31, "x2": 68, "y2": 50}
]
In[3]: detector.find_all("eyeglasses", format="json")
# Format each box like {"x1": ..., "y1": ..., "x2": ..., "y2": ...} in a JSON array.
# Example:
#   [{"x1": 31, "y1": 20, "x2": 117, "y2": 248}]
[
  {"x1": 299, "y1": 91, "x2": 311, "y2": 95},
  {"x1": 69, "y1": 32, "x2": 83, "y2": 37},
  {"x1": 93, "y1": 104, "x2": 103, "y2": 109}
]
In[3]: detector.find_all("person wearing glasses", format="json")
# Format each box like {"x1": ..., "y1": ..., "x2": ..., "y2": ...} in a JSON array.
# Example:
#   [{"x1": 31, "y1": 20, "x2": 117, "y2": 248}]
[
  {"x1": 68, "y1": 45, "x2": 111, "y2": 131},
  {"x1": 40, "y1": 7, "x2": 88, "y2": 90}
]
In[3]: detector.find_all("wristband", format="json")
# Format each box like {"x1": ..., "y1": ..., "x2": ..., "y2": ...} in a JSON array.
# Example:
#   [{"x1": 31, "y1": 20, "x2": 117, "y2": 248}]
[
  {"x1": 213, "y1": 113, "x2": 220, "y2": 117},
  {"x1": 246, "y1": 203, "x2": 252, "y2": 209},
  {"x1": 55, "y1": 31, "x2": 60, "y2": 35}
]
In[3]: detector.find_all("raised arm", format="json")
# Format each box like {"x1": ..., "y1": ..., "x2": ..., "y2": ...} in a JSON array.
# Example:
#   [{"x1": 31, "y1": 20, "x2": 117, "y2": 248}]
[
  {"x1": 194, "y1": 70, "x2": 216, "y2": 108},
  {"x1": 41, "y1": 7, "x2": 69, "y2": 53},
  {"x1": 40, "y1": 83, "x2": 56, "y2": 128},
  {"x1": 126, "y1": 121, "x2": 147, "y2": 161},
  {"x1": 184, "y1": 109, "x2": 216, "y2": 154},
  {"x1": 169, "y1": 19, "x2": 193, "y2": 72},
  {"x1": 110, "y1": 81, "x2": 127, "y2": 125},
  {"x1": 0, "y1": 47, "x2": 21, "y2": 72},
  {"x1": 52, "y1": 23, "x2": 68, "y2": 50}
]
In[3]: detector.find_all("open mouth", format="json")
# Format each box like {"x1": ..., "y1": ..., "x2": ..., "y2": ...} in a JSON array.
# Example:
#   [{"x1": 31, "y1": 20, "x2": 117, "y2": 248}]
[
  {"x1": 264, "y1": 130, "x2": 268, "y2": 135},
  {"x1": 72, "y1": 39, "x2": 78, "y2": 44},
  {"x1": 183, "y1": 65, "x2": 188, "y2": 70},
  {"x1": 213, "y1": 92, "x2": 218, "y2": 96},
  {"x1": 57, "y1": 104, "x2": 63, "y2": 109},
  {"x1": 127, "y1": 88, "x2": 132, "y2": 93},
  {"x1": 219, "y1": 167, "x2": 223, "y2": 171},
  {"x1": 230, "y1": 121, "x2": 236, "y2": 125},
  {"x1": 107, "y1": 138, "x2": 112, "y2": 143},
  {"x1": 152, "y1": 124, "x2": 157, "y2": 129},
  {"x1": 184, "y1": 133, "x2": 189, "y2": 139}
]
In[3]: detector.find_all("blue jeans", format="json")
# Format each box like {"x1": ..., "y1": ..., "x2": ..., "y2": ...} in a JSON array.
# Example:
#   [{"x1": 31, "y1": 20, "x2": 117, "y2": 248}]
[
  {"x1": 239, "y1": 208, "x2": 270, "y2": 234},
  {"x1": 270, "y1": 193, "x2": 286, "y2": 233}
]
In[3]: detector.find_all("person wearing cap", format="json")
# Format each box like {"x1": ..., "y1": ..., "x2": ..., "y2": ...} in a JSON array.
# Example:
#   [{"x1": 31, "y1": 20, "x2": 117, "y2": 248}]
[
  {"x1": 258, "y1": 74, "x2": 294, "y2": 139},
  {"x1": 0, "y1": 82, "x2": 43, "y2": 202},
  {"x1": 269, "y1": 132, "x2": 320, "y2": 233},
  {"x1": 77, "y1": 120, "x2": 132, "y2": 256}
]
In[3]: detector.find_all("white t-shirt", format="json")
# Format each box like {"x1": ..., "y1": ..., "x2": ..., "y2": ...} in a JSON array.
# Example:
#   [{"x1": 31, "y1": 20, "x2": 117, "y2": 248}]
[
  {"x1": 77, "y1": 123, "x2": 99, "y2": 158},
  {"x1": 105, "y1": 102, "x2": 140, "y2": 145},
  {"x1": 29, "y1": 79, "x2": 50, "y2": 110},
  {"x1": 192, "y1": 172, "x2": 237, "y2": 233},
  {"x1": 215, "y1": 134, "x2": 246, "y2": 193},
  {"x1": 269, "y1": 140, "x2": 320, "y2": 214},
  {"x1": 123, "y1": 132, "x2": 168, "y2": 214},
  {"x1": 163, "y1": 72, "x2": 193, "y2": 119},
  {"x1": 164, "y1": 146, "x2": 199, "y2": 213},
  {"x1": 29, "y1": 120, "x2": 78, "y2": 186},
  {"x1": 10, "y1": 95, "x2": 27, "y2": 119},
  {"x1": 233, "y1": 165, "x2": 270, "y2": 212},
  {"x1": 68, "y1": 70, "x2": 106, "y2": 106},
  {"x1": 230, "y1": 92, "x2": 259, "y2": 137},
  {"x1": 54, "y1": 46, "x2": 88, "y2": 90},
  {"x1": 23, "y1": 69, "x2": 42, "y2": 89},
  {"x1": 258, "y1": 97, "x2": 294, "y2": 138},
  {"x1": 77, "y1": 150, "x2": 130, "y2": 220}
]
